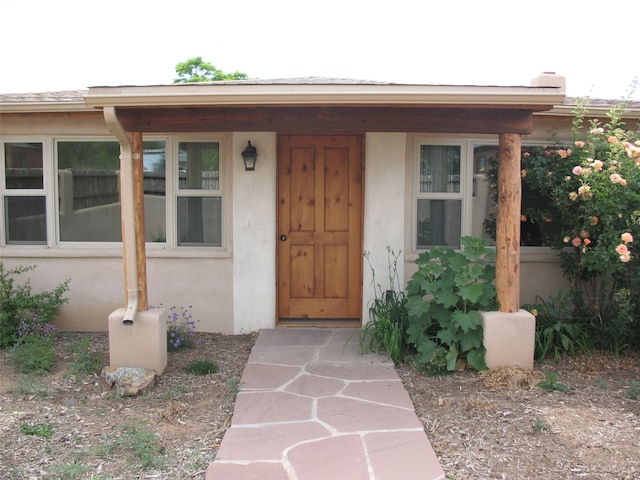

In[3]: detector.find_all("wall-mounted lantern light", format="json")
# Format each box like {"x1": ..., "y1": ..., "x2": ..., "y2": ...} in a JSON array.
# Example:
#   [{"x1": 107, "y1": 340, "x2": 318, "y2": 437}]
[{"x1": 241, "y1": 141, "x2": 258, "y2": 171}]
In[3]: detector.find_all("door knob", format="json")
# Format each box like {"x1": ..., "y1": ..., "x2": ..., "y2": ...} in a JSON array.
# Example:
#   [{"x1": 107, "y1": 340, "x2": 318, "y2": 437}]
[{"x1": 280, "y1": 234, "x2": 287, "y2": 241}]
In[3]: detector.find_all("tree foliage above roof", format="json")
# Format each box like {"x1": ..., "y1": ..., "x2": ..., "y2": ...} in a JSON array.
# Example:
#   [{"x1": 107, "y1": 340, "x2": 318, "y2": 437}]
[{"x1": 173, "y1": 56, "x2": 249, "y2": 83}]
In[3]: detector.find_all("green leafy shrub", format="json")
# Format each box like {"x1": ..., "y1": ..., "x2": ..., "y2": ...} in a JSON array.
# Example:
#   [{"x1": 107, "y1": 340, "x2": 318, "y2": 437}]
[
  {"x1": 186, "y1": 358, "x2": 219, "y2": 375},
  {"x1": 406, "y1": 237, "x2": 497, "y2": 372},
  {"x1": 360, "y1": 248, "x2": 411, "y2": 364},
  {"x1": 0, "y1": 263, "x2": 70, "y2": 349},
  {"x1": 10, "y1": 335, "x2": 56, "y2": 374},
  {"x1": 525, "y1": 290, "x2": 591, "y2": 361}
]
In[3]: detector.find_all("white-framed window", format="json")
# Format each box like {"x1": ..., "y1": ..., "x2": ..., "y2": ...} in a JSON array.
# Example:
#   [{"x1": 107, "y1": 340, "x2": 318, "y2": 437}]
[
  {"x1": 415, "y1": 140, "x2": 470, "y2": 250},
  {"x1": 56, "y1": 139, "x2": 122, "y2": 242},
  {"x1": 473, "y1": 142, "x2": 563, "y2": 247},
  {"x1": 1, "y1": 135, "x2": 226, "y2": 248},
  {"x1": 1, "y1": 138, "x2": 52, "y2": 245},
  {"x1": 174, "y1": 140, "x2": 222, "y2": 247},
  {"x1": 413, "y1": 137, "x2": 562, "y2": 251}
]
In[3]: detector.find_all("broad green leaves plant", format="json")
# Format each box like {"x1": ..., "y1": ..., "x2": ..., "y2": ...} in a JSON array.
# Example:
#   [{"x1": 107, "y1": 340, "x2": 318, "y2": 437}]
[{"x1": 406, "y1": 237, "x2": 497, "y2": 372}]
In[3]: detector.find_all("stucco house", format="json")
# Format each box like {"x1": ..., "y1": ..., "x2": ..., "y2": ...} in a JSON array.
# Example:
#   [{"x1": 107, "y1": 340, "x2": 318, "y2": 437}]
[{"x1": 2, "y1": 74, "x2": 637, "y2": 370}]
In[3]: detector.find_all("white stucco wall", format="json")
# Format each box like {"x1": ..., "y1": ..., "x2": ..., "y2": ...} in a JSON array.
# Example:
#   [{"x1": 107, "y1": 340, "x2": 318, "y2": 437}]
[
  {"x1": 0, "y1": 254, "x2": 123, "y2": 332},
  {"x1": 0, "y1": 250, "x2": 236, "y2": 333},
  {"x1": 362, "y1": 133, "x2": 407, "y2": 322},
  {"x1": 231, "y1": 133, "x2": 277, "y2": 333}
]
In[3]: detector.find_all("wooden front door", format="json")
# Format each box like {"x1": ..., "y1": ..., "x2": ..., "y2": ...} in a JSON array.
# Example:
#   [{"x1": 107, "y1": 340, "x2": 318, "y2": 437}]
[{"x1": 277, "y1": 135, "x2": 364, "y2": 326}]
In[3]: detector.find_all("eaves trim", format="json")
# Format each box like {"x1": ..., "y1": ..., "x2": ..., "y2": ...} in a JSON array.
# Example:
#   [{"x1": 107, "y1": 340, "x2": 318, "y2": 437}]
[
  {"x1": 535, "y1": 104, "x2": 640, "y2": 120},
  {"x1": 0, "y1": 101, "x2": 92, "y2": 114},
  {"x1": 83, "y1": 84, "x2": 565, "y2": 109}
]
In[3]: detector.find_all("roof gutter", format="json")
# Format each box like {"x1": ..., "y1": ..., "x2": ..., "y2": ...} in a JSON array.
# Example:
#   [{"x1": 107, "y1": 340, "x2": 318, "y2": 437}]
[
  {"x1": 535, "y1": 104, "x2": 640, "y2": 120},
  {"x1": 103, "y1": 106, "x2": 138, "y2": 326},
  {"x1": 84, "y1": 82, "x2": 566, "y2": 109},
  {"x1": 0, "y1": 102, "x2": 91, "y2": 113}
]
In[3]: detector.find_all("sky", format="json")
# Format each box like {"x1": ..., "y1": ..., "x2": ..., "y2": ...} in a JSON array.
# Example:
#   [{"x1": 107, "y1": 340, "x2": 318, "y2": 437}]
[{"x1": 1, "y1": 0, "x2": 638, "y2": 100}]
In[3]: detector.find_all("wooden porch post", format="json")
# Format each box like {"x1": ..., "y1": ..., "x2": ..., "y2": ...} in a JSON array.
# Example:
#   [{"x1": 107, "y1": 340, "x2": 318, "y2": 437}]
[
  {"x1": 495, "y1": 133, "x2": 521, "y2": 313},
  {"x1": 127, "y1": 132, "x2": 149, "y2": 311}
]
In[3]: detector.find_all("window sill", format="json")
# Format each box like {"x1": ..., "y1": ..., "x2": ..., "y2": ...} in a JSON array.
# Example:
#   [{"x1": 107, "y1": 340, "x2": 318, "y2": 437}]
[{"x1": 0, "y1": 244, "x2": 232, "y2": 259}]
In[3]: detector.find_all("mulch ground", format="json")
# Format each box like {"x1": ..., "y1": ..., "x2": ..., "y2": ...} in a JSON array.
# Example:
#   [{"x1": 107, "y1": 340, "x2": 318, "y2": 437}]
[{"x1": 1, "y1": 332, "x2": 639, "y2": 479}]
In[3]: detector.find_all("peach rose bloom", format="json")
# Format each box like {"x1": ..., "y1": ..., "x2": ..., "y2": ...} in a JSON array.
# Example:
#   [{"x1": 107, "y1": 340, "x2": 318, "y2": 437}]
[
  {"x1": 610, "y1": 173, "x2": 622, "y2": 184},
  {"x1": 616, "y1": 244, "x2": 629, "y2": 255},
  {"x1": 621, "y1": 232, "x2": 634, "y2": 244}
]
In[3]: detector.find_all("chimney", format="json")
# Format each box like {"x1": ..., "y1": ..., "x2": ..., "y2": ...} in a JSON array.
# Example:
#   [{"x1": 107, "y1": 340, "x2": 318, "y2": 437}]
[{"x1": 530, "y1": 72, "x2": 566, "y2": 93}]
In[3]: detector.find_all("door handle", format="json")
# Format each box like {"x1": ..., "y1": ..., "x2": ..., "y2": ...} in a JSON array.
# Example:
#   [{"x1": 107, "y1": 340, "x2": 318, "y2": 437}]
[{"x1": 280, "y1": 234, "x2": 288, "y2": 241}]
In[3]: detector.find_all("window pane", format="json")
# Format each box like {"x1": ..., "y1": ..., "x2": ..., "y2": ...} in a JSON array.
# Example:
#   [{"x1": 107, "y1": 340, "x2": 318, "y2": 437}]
[
  {"x1": 177, "y1": 197, "x2": 222, "y2": 246},
  {"x1": 4, "y1": 143, "x2": 43, "y2": 189},
  {"x1": 5, "y1": 196, "x2": 46, "y2": 244},
  {"x1": 477, "y1": 144, "x2": 564, "y2": 247},
  {"x1": 520, "y1": 164, "x2": 564, "y2": 247},
  {"x1": 420, "y1": 145, "x2": 460, "y2": 193},
  {"x1": 57, "y1": 141, "x2": 122, "y2": 241},
  {"x1": 143, "y1": 141, "x2": 166, "y2": 242},
  {"x1": 472, "y1": 144, "x2": 498, "y2": 243},
  {"x1": 417, "y1": 199, "x2": 461, "y2": 248},
  {"x1": 178, "y1": 142, "x2": 220, "y2": 190}
]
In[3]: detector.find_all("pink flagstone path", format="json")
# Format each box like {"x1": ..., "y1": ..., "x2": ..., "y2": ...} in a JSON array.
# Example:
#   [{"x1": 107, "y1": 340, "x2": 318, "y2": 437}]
[{"x1": 205, "y1": 328, "x2": 445, "y2": 480}]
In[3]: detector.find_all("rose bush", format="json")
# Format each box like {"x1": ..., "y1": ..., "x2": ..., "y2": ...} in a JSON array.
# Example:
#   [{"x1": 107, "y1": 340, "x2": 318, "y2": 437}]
[{"x1": 518, "y1": 99, "x2": 640, "y2": 352}]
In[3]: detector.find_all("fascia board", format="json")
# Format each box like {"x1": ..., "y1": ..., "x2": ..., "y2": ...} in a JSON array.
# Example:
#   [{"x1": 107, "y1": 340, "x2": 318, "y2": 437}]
[
  {"x1": 0, "y1": 102, "x2": 91, "y2": 113},
  {"x1": 83, "y1": 84, "x2": 565, "y2": 109},
  {"x1": 535, "y1": 104, "x2": 640, "y2": 120}
]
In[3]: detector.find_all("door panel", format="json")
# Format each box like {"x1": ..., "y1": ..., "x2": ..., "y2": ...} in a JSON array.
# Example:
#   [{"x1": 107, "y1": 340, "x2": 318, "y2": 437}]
[{"x1": 277, "y1": 135, "x2": 363, "y2": 325}]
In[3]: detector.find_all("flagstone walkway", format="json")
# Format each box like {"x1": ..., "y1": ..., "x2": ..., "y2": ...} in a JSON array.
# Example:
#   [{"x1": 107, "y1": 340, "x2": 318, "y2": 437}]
[{"x1": 205, "y1": 328, "x2": 445, "y2": 480}]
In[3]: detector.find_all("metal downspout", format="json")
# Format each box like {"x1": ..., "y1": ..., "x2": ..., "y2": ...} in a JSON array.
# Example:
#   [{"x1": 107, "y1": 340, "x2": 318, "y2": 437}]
[{"x1": 103, "y1": 106, "x2": 138, "y2": 325}]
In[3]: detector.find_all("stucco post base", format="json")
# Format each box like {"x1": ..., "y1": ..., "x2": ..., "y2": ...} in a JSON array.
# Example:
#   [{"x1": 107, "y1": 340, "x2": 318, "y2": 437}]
[
  {"x1": 481, "y1": 309, "x2": 536, "y2": 370},
  {"x1": 108, "y1": 308, "x2": 167, "y2": 374}
]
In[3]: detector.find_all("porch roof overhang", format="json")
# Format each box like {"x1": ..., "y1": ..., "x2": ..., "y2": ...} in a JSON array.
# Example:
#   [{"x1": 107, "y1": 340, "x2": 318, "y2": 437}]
[
  {"x1": 84, "y1": 79, "x2": 565, "y2": 108},
  {"x1": 78, "y1": 77, "x2": 566, "y2": 135}
]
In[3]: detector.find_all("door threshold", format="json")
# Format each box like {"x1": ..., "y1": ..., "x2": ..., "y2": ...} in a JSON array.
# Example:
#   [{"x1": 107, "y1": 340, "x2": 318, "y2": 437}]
[{"x1": 277, "y1": 318, "x2": 361, "y2": 328}]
